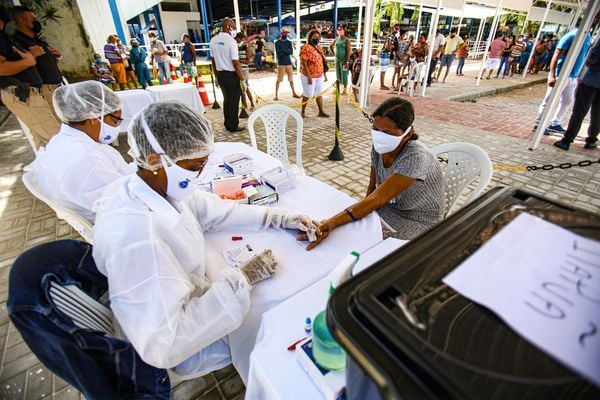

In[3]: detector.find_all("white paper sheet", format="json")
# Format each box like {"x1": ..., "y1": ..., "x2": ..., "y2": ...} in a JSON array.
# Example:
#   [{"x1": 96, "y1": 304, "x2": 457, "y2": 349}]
[{"x1": 443, "y1": 213, "x2": 600, "y2": 387}]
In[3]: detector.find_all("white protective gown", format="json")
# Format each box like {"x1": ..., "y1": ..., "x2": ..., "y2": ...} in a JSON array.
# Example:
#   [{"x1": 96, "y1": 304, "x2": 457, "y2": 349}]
[
  {"x1": 29, "y1": 123, "x2": 135, "y2": 223},
  {"x1": 92, "y1": 174, "x2": 270, "y2": 378}
]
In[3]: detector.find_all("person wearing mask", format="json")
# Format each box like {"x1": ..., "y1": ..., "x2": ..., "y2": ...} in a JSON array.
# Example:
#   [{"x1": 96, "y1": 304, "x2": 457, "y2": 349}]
[
  {"x1": 234, "y1": 32, "x2": 255, "y2": 111},
  {"x1": 480, "y1": 32, "x2": 506, "y2": 80},
  {"x1": 391, "y1": 27, "x2": 407, "y2": 91},
  {"x1": 90, "y1": 53, "x2": 117, "y2": 90},
  {"x1": 103, "y1": 35, "x2": 128, "y2": 91},
  {"x1": 27, "y1": 81, "x2": 135, "y2": 223},
  {"x1": 410, "y1": 33, "x2": 429, "y2": 64},
  {"x1": 254, "y1": 36, "x2": 264, "y2": 71},
  {"x1": 436, "y1": 28, "x2": 463, "y2": 83},
  {"x1": 299, "y1": 29, "x2": 329, "y2": 118},
  {"x1": 304, "y1": 97, "x2": 444, "y2": 249},
  {"x1": 117, "y1": 39, "x2": 139, "y2": 89},
  {"x1": 495, "y1": 35, "x2": 515, "y2": 79},
  {"x1": 92, "y1": 101, "x2": 320, "y2": 378},
  {"x1": 274, "y1": 27, "x2": 300, "y2": 100},
  {"x1": 533, "y1": 26, "x2": 591, "y2": 134},
  {"x1": 509, "y1": 36, "x2": 525, "y2": 77},
  {"x1": 149, "y1": 31, "x2": 172, "y2": 85},
  {"x1": 210, "y1": 18, "x2": 245, "y2": 132},
  {"x1": 129, "y1": 38, "x2": 153, "y2": 89},
  {"x1": 554, "y1": 39, "x2": 600, "y2": 151},
  {"x1": 519, "y1": 34, "x2": 534, "y2": 74},
  {"x1": 180, "y1": 33, "x2": 198, "y2": 85},
  {"x1": 329, "y1": 25, "x2": 352, "y2": 95},
  {"x1": 456, "y1": 37, "x2": 469, "y2": 77},
  {"x1": 379, "y1": 26, "x2": 399, "y2": 90},
  {"x1": 426, "y1": 29, "x2": 445, "y2": 86},
  {"x1": 0, "y1": 6, "x2": 60, "y2": 150}
]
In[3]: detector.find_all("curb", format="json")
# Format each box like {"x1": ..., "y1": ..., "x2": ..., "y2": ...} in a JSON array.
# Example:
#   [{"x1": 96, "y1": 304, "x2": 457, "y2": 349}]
[{"x1": 450, "y1": 77, "x2": 547, "y2": 102}]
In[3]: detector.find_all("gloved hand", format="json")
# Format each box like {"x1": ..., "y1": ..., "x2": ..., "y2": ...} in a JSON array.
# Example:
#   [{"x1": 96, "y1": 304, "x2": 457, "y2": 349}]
[
  {"x1": 281, "y1": 214, "x2": 320, "y2": 242},
  {"x1": 264, "y1": 210, "x2": 320, "y2": 242},
  {"x1": 240, "y1": 249, "x2": 277, "y2": 286}
]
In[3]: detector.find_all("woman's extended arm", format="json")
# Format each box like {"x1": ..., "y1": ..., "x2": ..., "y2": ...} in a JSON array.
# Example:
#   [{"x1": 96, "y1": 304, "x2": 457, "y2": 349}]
[{"x1": 307, "y1": 172, "x2": 416, "y2": 250}]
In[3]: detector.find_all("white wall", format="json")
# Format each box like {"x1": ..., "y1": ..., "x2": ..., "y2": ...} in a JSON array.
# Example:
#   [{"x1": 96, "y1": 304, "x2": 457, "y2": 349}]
[
  {"x1": 159, "y1": 10, "x2": 202, "y2": 43},
  {"x1": 118, "y1": 0, "x2": 160, "y2": 22},
  {"x1": 77, "y1": 0, "x2": 129, "y2": 54}
]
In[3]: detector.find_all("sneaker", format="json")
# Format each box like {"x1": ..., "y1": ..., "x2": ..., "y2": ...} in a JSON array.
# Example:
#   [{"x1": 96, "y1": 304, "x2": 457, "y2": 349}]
[
  {"x1": 553, "y1": 140, "x2": 570, "y2": 151},
  {"x1": 547, "y1": 124, "x2": 566, "y2": 133},
  {"x1": 584, "y1": 141, "x2": 598, "y2": 149},
  {"x1": 531, "y1": 125, "x2": 538, "y2": 133}
]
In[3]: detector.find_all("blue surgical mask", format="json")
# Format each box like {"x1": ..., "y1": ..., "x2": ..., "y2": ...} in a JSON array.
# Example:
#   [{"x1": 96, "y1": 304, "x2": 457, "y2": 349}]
[
  {"x1": 95, "y1": 58, "x2": 102, "y2": 63},
  {"x1": 281, "y1": 34, "x2": 287, "y2": 40}
]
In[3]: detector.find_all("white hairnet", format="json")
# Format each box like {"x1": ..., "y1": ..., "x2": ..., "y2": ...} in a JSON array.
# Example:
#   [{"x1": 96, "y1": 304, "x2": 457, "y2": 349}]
[
  {"x1": 127, "y1": 101, "x2": 214, "y2": 170},
  {"x1": 52, "y1": 80, "x2": 122, "y2": 123}
]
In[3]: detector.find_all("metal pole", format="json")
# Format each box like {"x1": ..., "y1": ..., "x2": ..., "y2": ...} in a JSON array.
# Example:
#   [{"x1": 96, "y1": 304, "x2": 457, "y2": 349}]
[
  {"x1": 233, "y1": 0, "x2": 241, "y2": 32},
  {"x1": 457, "y1": 0, "x2": 465, "y2": 35},
  {"x1": 476, "y1": 0, "x2": 502, "y2": 87},
  {"x1": 522, "y1": 0, "x2": 552, "y2": 79},
  {"x1": 277, "y1": 0, "x2": 282, "y2": 32},
  {"x1": 415, "y1": 0, "x2": 423, "y2": 36},
  {"x1": 108, "y1": 0, "x2": 126, "y2": 43},
  {"x1": 295, "y1": 0, "x2": 301, "y2": 77},
  {"x1": 531, "y1": 0, "x2": 599, "y2": 150},
  {"x1": 474, "y1": 17, "x2": 485, "y2": 56},
  {"x1": 328, "y1": 80, "x2": 344, "y2": 160},
  {"x1": 358, "y1": 0, "x2": 376, "y2": 108},
  {"x1": 449, "y1": 16, "x2": 454, "y2": 33},
  {"x1": 520, "y1": 9, "x2": 529, "y2": 37},
  {"x1": 198, "y1": 0, "x2": 211, "y2": 58},
  {"x1": 420, "y1": 0, "x2": 443, "y2": 97},
  {"x1": 209, "y1": 63, "x2": 221, "y2": 109},
  {"x1": 334, "y1": 0, "x2": 339, "y2": 36},
  {"x1": 357, "y1": 0, "x2": 363, "y2": 46},
  {"x1": 568, "y1": 3, "x2": 584, "y2": 31}
]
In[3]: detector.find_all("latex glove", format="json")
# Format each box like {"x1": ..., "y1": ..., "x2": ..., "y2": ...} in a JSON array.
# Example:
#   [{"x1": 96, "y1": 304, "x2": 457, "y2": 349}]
[
  {"x1": 239, "y1": 249, "x2": 277, "y2": 286},
  {"x1": 264, "y1": 210, "x2": 320, "y2": 242},
  {"x1": 282, "y1": 214, "x2": 320, "y2": 242}
]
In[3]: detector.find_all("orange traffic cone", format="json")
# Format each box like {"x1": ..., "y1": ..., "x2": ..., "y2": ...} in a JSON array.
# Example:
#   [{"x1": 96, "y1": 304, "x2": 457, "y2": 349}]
[
  {"x1": 183, "y1": 69, "x2": 190, "y2": 83},
  {"x1": 170, "y1": 64, "x2": 177, "y2": 82},
  {"x1": 197, "y1": 72, "x2": 211, "y2": 106}
]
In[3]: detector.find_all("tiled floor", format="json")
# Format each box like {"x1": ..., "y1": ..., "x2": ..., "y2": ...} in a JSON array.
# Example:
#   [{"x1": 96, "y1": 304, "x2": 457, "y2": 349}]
[{"x1": 0, "y1": 65, "x2": 598, "y2": 399}]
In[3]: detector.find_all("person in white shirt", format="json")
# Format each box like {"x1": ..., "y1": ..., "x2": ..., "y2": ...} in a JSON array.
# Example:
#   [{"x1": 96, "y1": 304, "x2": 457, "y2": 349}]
[
  {"x1": 427, "y1": 29, "x2": 446, "y2": 86},
  {"x1": 92, "y1": 101, "x2": 320, "y2": 379},
  {"x1": 210, "y1": 18, "x2": 246, "y2": 132},
  {"x1": 27, "y1": 80, "x2": 134, "y2": 223}
]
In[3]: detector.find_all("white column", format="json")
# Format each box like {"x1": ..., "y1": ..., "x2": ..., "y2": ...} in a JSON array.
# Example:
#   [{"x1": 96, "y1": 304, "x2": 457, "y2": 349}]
[
  {"x1": 520, "y1": 9, "x2": 529, "y2": 37},
  {"x1": 358, "y1": 0, "x2": 376, "y2": 108},
  {"x1": 233, "y1": 0, "x2": 241, "y2": 31},
  {"x1": 474, "y1": 17, "x2": 485, "y2": 56},
  {"x1": 521, "y1": 0, "x2": 552, "y2": 79},
  {"x1": 531, "y1": 0, "x2": 600, "y2": 150},
  {"x1": 357, "y1": 0, "x2": 363, "y2": 46},
  {"x1": 420, "y1": 0, "x2": 443, "y2": 97},
  {"x1": 415, "y1": 0, "x2": 423, "y2": 37},
  {"x1": 476, "y1": 0, "x2": 502, "y2": 86},
  {"x1": 296, "y1": 0, "x2": 301, "y2": 76},
  {"x1": 457, "y1": 0, "x2": 465, "y2": 35}
]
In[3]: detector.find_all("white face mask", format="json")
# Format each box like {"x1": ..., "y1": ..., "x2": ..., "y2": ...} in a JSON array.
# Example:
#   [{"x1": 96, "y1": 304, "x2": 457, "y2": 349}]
[
  {"x1": 231, "y1": 29, "x2": 237, "y2": 37},
  {"x1": 98, "y1": 119, "x2": 120, "y2": 144},
  {"x1": 371, "y1": 126, "x2": 412, "y2": 154}
]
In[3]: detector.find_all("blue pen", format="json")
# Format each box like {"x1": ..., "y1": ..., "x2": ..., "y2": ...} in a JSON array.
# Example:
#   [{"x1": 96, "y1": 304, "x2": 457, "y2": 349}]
[{"x1": 304, "y1": 317, "x2": 312, "y2": 334}]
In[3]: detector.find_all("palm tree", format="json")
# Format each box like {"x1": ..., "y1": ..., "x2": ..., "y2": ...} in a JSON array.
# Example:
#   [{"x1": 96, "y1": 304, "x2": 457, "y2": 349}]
[{"x1": 374, "y1": 0, "x2": 404, "y2": 36}]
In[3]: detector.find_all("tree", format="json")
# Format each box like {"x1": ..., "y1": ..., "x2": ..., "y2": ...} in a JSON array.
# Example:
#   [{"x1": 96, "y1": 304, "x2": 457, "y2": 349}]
[{"x1": 373, "y1": 0, "x2": 404, "y2": 36}]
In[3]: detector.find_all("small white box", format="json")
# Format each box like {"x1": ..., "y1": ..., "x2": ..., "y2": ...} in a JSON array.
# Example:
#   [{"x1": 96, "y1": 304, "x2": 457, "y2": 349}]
[
  {"x1": 296, "y1": 338, "x2": 346, "y2": 400},
  {"x1": 223, "y1": 153, "x2": 253, "y2": 175},
  {"x1": 261, "y1": 167, "x2": 297, "y2": 194},
  {"x1": 247, "y1": 184, "x2": 279, "y2": 206}
]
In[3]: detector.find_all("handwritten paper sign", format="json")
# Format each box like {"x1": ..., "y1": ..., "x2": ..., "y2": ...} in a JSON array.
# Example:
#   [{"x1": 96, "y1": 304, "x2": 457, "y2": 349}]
[{"x1": 443, "y1": 213, "x2": 600, "y2": 386}]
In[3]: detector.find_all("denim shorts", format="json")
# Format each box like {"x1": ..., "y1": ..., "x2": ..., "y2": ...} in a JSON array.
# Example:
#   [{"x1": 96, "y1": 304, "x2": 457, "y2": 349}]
[{"x1": 440, "y1": 54, "x2": 456, "y2": 68}]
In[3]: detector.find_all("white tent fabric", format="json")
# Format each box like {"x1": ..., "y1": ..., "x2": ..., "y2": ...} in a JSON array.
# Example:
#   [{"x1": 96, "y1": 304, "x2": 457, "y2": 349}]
[{"x1": 528, "y1": 6, "x2": 575, "y2": 25}]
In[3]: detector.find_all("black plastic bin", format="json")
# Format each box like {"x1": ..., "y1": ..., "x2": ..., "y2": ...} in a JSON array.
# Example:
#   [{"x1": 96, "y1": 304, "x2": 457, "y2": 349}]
[{"x1": 328, "y1": 186, "x2": 600, "y2": 400}]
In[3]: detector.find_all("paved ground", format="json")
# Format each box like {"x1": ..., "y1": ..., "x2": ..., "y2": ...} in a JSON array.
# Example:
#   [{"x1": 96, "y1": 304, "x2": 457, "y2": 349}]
[{"x1": 0, "y1": 62, "x2": 598, "y2": 400}]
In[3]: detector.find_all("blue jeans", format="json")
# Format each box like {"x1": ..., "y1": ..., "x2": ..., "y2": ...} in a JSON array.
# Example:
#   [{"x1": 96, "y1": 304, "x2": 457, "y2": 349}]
[
  {"x1": 255, "y1": 51, "x2": 263, "y2": 70},
  {"x1": 7, "y1": 240, "x2": 170, "y2": 400},
  {"x1": 497, "y1": 56, "x2": 510, "y2": 77},
  {"x1": 134, "y1": 63, "x2": 153, "y2": 89},
  {"x1": 457, "y1": 57, "x2": 465, "y2": 74},
  {"x1": 157, "y1": 61, "x2": 172, "y2": 84}
]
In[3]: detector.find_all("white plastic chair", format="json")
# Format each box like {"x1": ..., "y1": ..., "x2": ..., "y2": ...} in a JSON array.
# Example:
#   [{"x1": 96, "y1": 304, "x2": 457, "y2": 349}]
[
  {"x1": 431, "y1": 142, "x2": 493, "y2": 217},
  {"x1": 22, "y1": 172, "x2": 94, "y2": 243},
  {"x1": 348, "y1": 67, "x2": 376, "y2": 106},
  {"x1": 398, "y1": 62, "x2": 426, "y2": 97},
  {"x1": 247, "y1": 104, "x2": 305, "y2": 175}
]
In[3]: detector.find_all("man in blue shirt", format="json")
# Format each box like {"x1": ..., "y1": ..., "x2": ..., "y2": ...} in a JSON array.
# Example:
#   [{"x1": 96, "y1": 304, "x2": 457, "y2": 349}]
[
  {"x1": 274, "y1": 28, "x2": 300, "y2": 100},
  {"x1": 534, "y1": 27, "x2": 591, "y2": 134},
  {"x1": 554, "y1": 39, "x2": 600, "y2": 150}
]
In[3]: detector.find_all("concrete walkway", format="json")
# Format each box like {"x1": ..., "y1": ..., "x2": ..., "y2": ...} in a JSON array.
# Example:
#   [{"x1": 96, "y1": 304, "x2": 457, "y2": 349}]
[{"x1": 0, "y1": 64, "x2": 598, "y2": 399}]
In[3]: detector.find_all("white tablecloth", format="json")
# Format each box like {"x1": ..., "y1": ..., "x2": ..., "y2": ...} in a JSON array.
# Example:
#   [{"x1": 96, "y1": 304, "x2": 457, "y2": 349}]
[
  {"x1": 245, "y1": 238, "x2": 408, "y2": 400},
  {"x1": 145, "y1": 83, "x2": 205, "y2": 114},
  {"x1": 116, "y1": 89, "x2": 154, "y2": 132},
  {"x1": 204, "y1": 142, "x2": 383, "y2": 383}
]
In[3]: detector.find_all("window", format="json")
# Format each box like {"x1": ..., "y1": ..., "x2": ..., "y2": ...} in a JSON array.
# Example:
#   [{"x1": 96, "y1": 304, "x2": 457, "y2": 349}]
[{"x1": 161, "y1": 2, "x2": 192, "y2": 12}]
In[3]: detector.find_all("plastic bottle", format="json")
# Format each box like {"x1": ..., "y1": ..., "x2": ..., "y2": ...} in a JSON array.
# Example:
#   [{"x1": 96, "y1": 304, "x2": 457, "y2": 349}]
[{"x1": 312, "y1": 251, "x2": 360, "y2": 371}]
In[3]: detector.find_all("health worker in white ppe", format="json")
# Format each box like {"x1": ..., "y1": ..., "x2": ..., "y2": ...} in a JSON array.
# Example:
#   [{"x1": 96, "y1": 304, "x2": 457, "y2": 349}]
[
  {"x1": 92, "y1": 101, "x2": 320, "y2": 379},
  {"x1": 27, "y1": 80, "x2": 134, "y2": 223}
]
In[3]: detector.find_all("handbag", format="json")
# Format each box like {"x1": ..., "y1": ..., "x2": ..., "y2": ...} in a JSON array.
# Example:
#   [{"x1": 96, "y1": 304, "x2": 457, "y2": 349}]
[{"x1": 312, "y1": 44, "x2": 329, "y2": 73}]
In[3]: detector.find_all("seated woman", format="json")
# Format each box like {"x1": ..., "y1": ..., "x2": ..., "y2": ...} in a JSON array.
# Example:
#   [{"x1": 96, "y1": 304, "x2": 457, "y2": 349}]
[
  {"x1": 29, "y1": 80, "x2": 135, "y2": 223},
  {"x1": 92, "y1": 101, "x2": 319, "y2": 379},
  {"x1": 90, "y1": 54, "x2": 117, "y2": 91},
  {"x1": 307, "y1": 97, "x2": 444, "y2": 249}
]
